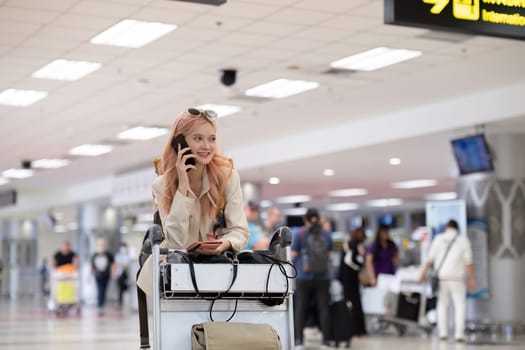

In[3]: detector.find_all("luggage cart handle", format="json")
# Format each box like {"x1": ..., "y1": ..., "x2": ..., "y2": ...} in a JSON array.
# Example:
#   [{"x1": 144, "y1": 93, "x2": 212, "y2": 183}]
[{"x1": 148, "y1": 224, "x2": 164, "y2": 246}]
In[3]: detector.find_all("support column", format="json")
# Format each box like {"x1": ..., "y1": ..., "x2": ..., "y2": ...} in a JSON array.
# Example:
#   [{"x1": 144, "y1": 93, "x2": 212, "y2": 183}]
[
  {"x1": 78, "y1": 202, "x2": 101, "y2": 305},
  {"x1": 457, "y1": 134, "x2": 525, "y2": 322}
]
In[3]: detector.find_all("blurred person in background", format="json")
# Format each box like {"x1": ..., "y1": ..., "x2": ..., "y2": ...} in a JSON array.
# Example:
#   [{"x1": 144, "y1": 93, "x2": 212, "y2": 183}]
[
  {"x1": 338, "y1": 227, "x2": 368, "y2": 336},
  {"x1": 419, "y1": 219, "x2": 475, "y2": 342},
  {"x1": 91, "y1": 238, "x2": 114, "y2": 316},
  {"x1": 113, "y1": 242, "x2": 131, "y2": 309},
  {"x1": 291, "y1": 208, "x2": 333, "y2": 349},
  {"x1": 52, "y1": 241, "x2": 79, "y2": 268},
  {"x1": 39, "y1": 258, "x2": 50, "y2": 297},
  {"x1": 365, "y1": 224, "x2": 399, "y2": 286},
  {"x1": 263, "y1": 206, "x2": 282, "y2": 237},
  {"x1": 244, "y1": 201, "x2": 269, "y2": 250}
]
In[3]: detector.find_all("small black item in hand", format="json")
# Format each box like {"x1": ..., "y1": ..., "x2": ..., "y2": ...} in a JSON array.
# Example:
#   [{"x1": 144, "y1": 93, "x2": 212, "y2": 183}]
[{"x1": 171, "y1": 133, "x2": 196, "y2": 170}]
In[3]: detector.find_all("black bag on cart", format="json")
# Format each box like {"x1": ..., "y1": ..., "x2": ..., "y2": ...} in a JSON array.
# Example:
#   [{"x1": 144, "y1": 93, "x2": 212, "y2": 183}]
[
  {"x1": 395, "y1": 292, "x2": 421, "y2": 322},
  {"x1": 329, "y1": 300, "x2": 353, "y2": 346}
]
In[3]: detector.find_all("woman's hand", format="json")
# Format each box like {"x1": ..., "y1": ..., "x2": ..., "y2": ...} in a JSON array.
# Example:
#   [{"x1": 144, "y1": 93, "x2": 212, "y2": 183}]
[
  {"x1": 175, "y1": 143, "x2": 196, "y2": 195},
  {"x1": 195, "y1": 240, "x2": 232, "y2": 255}
]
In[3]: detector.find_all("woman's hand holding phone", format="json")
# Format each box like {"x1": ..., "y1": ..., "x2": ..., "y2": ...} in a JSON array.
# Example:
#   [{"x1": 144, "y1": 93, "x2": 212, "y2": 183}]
[{"x1": 186, "y1": 240, "x2": 231, "y2": 255}]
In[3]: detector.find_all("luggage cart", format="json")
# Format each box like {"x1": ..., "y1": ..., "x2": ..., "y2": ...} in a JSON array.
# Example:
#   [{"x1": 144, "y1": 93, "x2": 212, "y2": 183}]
[
  {"x1": 49, "y1": 266, "x2": 81, "y2": 317},
  {"x1": 149, "y1": 232, "x2": 296, "y2": 350},
  {"x1": 364, "y1": 280, "x2": 433, "y2": 336}
]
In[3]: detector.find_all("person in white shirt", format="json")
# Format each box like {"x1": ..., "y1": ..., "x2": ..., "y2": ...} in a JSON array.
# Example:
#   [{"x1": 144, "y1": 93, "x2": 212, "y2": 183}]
[{"x1": 419, "y1": 219, "x2": 476, "y2": 342}]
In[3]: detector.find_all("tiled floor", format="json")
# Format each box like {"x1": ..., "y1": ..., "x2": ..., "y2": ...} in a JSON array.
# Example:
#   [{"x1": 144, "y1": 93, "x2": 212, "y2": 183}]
[{"x1": 0, "y1": 300, "x2": 523, "y2": 350}]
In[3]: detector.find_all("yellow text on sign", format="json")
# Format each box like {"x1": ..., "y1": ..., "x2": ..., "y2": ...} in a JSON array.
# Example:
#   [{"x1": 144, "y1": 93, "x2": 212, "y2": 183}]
[
  {"x1": 423, "y1": 0, "x2": 450, "y2": 14},
  {"x1": 454, "y1": 0, "x2": 480, "y2": 21}
]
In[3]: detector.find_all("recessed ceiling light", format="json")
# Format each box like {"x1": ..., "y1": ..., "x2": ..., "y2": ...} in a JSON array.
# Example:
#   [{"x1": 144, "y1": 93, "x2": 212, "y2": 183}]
[
  {"x1": 323, "y1": 169, "x2": 335, "y2": 176},
  {"x1": 276, "y1": 195, "x2": 312, "y2": 204},
  {"x1": 197, "y1": 104, "x2": 241, "y2": 118},
  {"x1": 117, "y1": 126, "x2": 169, "y2": 141},
  {"x1": 69, "y1": 144, "x2": 113, "y2": 156},
  {"x1": 32, "y1": 158, "x2": 70, "y2": 169},
  {"x1": 0, "y1": 89, "x2": 48, "y2": 106},
  {"x1": 392, "y1": 179, "x2": 437, "y2": 189},
  {"x1": 268, "y1": 177, "x2": 280, "y2": 185},
  {"x1": 32, "y1": 59, "x2": 101, "y2": 81},
  {"x1": 245, "y1": 79, "x2": 319, "y2": 99},
  {"x1": 90, "y1": 19, "x2": 177, "y2": 48},
  {"x1": 367, "y1": 198, "x2": 403, "y2": 207},
  {"x1": 330, "y1": 47, "x2": 422, "y2": 71},
  {"x1": 425, "y1": 192, "x2": 458, "y2": 201},
  {"x1": 0, "y1": 177, "x2": 10, "y2": 186},
  {"x1": 259, "y1": 200, "x2": 273, "y2": 208},
  {"x1": 326, "y1": 203, "x2": 359, "y2": 211},
  {"x1": 282, "y1": 207, "x2": 307, "y2": 216},
  {"x1": 328, "y1": 188, "x2": 368, "y2": 197},
  {"x1": 2, "y1": 168, "x2": 34, "y2": 179},
  {"x1": 389, "y1": 157, "x2": 401, "y2": 165}
]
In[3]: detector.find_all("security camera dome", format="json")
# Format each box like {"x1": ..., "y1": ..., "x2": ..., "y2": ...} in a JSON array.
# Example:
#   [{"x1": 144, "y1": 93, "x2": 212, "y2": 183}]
[{"x1": 220, "y1": 69, "x2": 237, "y2": 86}]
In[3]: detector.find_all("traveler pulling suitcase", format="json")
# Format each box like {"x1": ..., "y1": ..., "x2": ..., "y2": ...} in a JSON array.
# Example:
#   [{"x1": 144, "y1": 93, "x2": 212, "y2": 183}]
[{"x1": 147, "y1": 226, "x2": 296, "y2": 350}]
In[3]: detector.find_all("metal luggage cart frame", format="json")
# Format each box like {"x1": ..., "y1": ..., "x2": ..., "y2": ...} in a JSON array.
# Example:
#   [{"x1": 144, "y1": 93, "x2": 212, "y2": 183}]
[
  {"x1": 365, "y1": 280, "x2": 433, "y2": 336},
  {"x1": 49, "y1": 269, "x2": 81, "y2": 317},
  {"x1": 149, "y1": 234, "x2": 296, "y2": 350}
]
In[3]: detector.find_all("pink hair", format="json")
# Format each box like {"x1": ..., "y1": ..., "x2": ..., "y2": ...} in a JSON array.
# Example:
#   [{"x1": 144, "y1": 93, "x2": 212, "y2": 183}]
[{"x1": 159, "y1": 110, "x2": 232, "y2": 220}]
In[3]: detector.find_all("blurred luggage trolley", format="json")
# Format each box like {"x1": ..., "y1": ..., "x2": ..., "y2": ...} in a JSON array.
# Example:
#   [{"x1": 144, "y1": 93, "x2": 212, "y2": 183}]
[
  {"x1": 149, "y1": 228, "x2": 296, "y2": 350},
  {"x1": 362, "y1": 273, "x2": 434, "y2": 336},
  {"x1": 49, "y1": 264, "x2": 81, "y2": 317}
]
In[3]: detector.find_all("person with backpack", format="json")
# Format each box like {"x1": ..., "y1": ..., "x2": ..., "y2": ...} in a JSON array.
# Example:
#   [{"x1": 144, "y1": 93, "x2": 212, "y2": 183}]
[{"x1": 291, "y1": 208, "x2": 333, "y2": 349}]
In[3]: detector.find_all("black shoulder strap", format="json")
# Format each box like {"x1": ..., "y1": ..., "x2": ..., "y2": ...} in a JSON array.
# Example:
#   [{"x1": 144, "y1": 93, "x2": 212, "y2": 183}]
[{"x1": 436, "y1": 236, "x2": 457, "y2": 273}]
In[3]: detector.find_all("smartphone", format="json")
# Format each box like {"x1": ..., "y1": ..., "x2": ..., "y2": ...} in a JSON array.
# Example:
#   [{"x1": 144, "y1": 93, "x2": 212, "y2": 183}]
[
  {"x1": 171, "y1": 133, "x2": 196, "y2": 169},
  {"x1": 186, "y1": 241, "x2": 202, "y2": 252}
]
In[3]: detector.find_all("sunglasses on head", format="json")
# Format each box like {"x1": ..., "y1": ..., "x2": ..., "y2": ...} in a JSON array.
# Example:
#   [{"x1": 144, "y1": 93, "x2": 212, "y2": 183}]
[{"x1": 187, "y1": 108, "x2": 218, "y2": 120}]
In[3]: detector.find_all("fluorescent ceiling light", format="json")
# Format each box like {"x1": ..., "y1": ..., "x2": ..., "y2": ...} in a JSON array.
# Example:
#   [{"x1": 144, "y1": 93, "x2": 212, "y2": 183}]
[
  {"x1": 367, "y1": 198, "x2": 402, "y2": 207},
  {"x1": 259, "y1": 200, "x2": 273, "y2": 208},
  {"x1": 329, "y1": 188, "x2": 368, "y2": 197},
  {"x1": 330, "y1": 47, "x2": 422, "y2": 72},
  {"x1": 0, "y1": 177, "x2": 9, "y2": 186},
  {"x1": 2, "y1": 168, "x2": 34, "y2": 179},
  {"x1": 389, "y1": 157, "x2": 401, "y2": 165},
  {"x1": 326, "y1": 203, "x2": 358, "y2": 211},
  {"x1": 425, "y1": 192, "x2": 458, "y2": 201},
  {"x1": 0, "y1": 89, "x2": 47, "y2": 106},
  {"x1": 117, "y1": 126, "x2": 169, "y2": 141},
  {"x1": 245, "y1": 79, "x2": 319, "y2": 99},
  {"x1": 32, "y1": 158, "x2": 70, "y2": 169},
  {"x1": 32, "y1": 59, "x2": 101, "y2": 81},
  {"x1": 392, "y1": 179, "x2": 437, "y2": 189},
  {"x1": 69, "y1": 144, "x2": 112, "y2": 156},
  {"x1": 268, "y1": 177, "x2": 280, "y2": 185},
  {"x1": 323, "y1": 169, "x2": 335, "y2": 176},
  {"x1": 276, "y1": 195, "x2": 312, "y2": 204},
  {"x1": 282, "y1": 207, "x2": 307, "y2": 216},
  {"x1": 197, "y1": 104, "x2": 241, "y2": 118},
  {"x1": 90, "y1": 19, "x2": 177, "y2": 48}
]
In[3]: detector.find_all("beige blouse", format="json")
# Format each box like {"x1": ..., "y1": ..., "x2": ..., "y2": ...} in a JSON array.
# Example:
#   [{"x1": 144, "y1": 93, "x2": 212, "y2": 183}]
[{"x1": 137, "y1": 167, "x2": 249, "y2": 295}]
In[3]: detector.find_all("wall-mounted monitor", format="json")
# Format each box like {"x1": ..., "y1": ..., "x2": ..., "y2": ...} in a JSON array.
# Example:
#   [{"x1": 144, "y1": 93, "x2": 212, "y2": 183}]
[{"x1": 451, "y1": 134, "x2": 494, "y2": 175}]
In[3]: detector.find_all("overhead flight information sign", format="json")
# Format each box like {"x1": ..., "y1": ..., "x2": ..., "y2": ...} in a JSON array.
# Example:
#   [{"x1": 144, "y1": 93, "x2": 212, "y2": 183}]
[{"x1": 385, "y1": 0, "x2": 525, "y2": 41}]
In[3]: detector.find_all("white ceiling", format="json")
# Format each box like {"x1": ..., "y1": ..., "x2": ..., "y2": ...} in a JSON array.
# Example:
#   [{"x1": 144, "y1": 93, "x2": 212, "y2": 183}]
[{"x1": 0, "y1": 0, "x2": 524, "y2": 213}]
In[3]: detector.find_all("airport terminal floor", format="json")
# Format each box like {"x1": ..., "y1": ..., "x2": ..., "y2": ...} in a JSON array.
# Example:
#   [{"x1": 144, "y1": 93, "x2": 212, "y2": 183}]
[{"x1": 1, "y1": 299, "x2": 523, "y2": 350}]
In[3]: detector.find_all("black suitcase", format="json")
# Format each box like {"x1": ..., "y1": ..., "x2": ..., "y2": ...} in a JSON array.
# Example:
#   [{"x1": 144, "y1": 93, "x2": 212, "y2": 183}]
[
  {"x1": 396, "y1": 292, "x2": 421, "y2": 322},
  {"x1": 329, "y1": 300, "x2": 353, "y2": 347}
]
